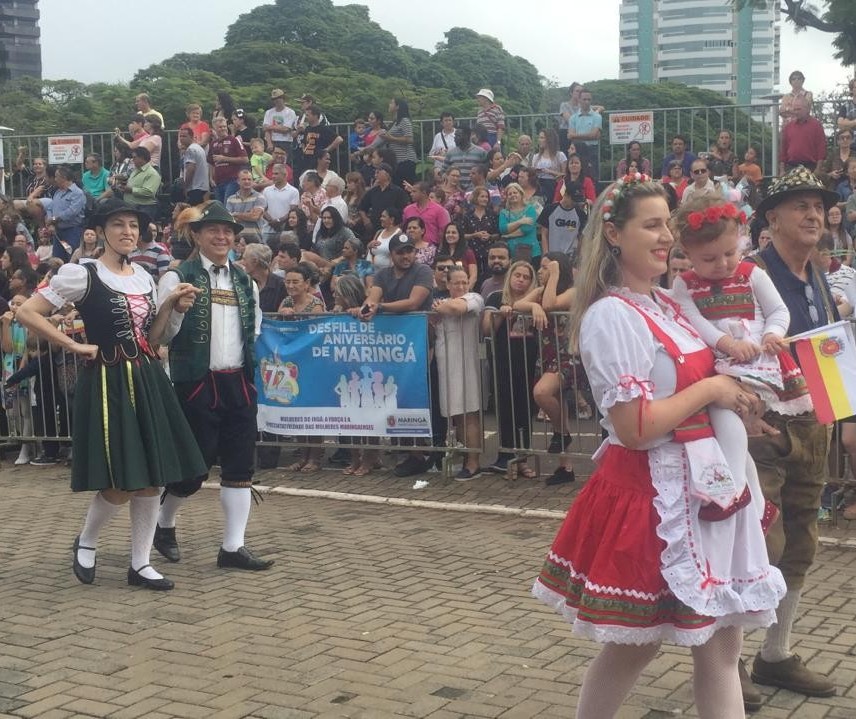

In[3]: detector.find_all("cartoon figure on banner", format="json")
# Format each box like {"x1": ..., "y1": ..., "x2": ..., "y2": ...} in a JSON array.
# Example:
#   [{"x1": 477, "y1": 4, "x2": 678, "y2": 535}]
[
  {"x1": 372, "y1": 371, "x2": 385, "y2": 408},
  {"x1": 334, "y1": 374, "x2": 349, "y2": 408},
  {"x1": 384, "y1": 376, "x2": 398, "y2": 409},
  {"x1": 260, "y1": 354, "x2": 300, "y2": 404},
  {"x1": 348, "y1": 371, "x2": 360, "y2": 407},
  {"x1": 359, "y1": 366, "x2": 374, "y2": 407}
]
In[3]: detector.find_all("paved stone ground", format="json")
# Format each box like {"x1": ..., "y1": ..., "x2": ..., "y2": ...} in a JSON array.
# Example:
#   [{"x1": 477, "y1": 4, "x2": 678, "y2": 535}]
[{"x1": 2, "y1": 461, "x2": 856, "y2": 718}]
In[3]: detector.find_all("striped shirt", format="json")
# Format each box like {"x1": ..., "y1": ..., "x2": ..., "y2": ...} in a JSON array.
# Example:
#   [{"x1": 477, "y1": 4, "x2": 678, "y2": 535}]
[
  {"x1": 443, "y1": 145, "x2": 489, "y2": 191},
  {"x1": 131, "y1": 242, "x2": 172, "y2": 280}
]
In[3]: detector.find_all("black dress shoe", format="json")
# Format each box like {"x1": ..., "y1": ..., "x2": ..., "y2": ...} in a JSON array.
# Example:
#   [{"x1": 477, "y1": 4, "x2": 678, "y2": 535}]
[
  {"x1": 127, "y1": 565, "x2": 175, "y2": 591},
  {"x1": 217, "y1": 546, "x2": 274, "y2": 571},
  {"x1": 72, "y1": 534, "x2": 96, "y2": 585},
  {"x1": 153, "y1": 525, "x2": 181, "y2": 563}
]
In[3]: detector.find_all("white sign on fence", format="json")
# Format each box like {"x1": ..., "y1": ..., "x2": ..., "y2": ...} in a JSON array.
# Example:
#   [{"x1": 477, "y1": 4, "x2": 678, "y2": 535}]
[
  {"x1": 47, "y1": 135, "x2": 85, "y2": 164},
  {"x1": 609, "y1": 112, "x2": 655, "y2": 145}
]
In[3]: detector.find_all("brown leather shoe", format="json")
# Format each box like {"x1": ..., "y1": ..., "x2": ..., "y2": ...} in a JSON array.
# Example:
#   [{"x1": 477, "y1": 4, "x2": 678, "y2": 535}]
[
  {"x1": 751, "y1": 654, "x2": 835, "y2": 697},
  {"x1": 739, "y1": 658, "x2": 762, "y2": 712}
]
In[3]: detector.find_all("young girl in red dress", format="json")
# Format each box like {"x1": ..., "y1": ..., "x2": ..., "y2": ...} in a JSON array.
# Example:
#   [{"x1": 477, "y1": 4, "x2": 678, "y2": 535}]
[
  {"x1": 532, "y1": 175, "x2": 785, "y2": 718},
  {"x1": 671, "y1": 195, "x2": 811, "y2": 524}
]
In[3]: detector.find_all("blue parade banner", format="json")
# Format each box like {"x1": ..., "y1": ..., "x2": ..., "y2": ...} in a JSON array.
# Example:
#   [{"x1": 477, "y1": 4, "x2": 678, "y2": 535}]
[{"x1": 255, "y1": 314, "x2": 432, "y2": 437}]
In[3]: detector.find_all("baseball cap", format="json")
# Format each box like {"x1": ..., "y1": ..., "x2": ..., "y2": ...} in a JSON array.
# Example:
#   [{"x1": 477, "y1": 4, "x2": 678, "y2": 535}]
[
  {"x1": 377, "y1": 162, "x2": 394, "y2": 175},
  {"x1": 234, "y1": 108, "x2": 246, "y2": 118},
  {"x1": 300, "y1": 93, "x2": 315, "y2": 102},
  {"x1": 270, "y1": 89, "x2": 285, "y2": 99},
  {"x1": 389, "y1": 234, "x2": 415, "y2": 253}
]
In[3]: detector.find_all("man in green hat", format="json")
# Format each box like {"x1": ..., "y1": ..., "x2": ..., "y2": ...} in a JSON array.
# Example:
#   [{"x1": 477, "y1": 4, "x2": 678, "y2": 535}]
[
  {"x1": 153, "y1": 201, "x2": 274, "y2": 571},
  {"x1": 741, "y1": 166, "x2": 839, "y2": 707}
]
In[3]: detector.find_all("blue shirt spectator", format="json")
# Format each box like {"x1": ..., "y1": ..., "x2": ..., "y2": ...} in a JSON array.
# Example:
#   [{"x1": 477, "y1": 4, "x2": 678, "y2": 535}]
[{"x1": 660, "y1": 135, "x2": 698, "y2": 179}]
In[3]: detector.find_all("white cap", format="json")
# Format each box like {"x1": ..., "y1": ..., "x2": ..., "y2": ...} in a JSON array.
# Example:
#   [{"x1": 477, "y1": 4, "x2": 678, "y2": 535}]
[{"x1": 475, "y1": 88, "x2": 494, "y2": 103}]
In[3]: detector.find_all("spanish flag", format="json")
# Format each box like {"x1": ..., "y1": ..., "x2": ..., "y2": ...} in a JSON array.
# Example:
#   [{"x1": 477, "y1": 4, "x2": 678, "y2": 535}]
[{"x1": 792, "y1": 321, "x2": 856, "y2": 423}]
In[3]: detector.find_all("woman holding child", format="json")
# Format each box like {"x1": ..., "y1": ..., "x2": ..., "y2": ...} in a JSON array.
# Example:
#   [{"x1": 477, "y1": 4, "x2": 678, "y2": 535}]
[{"x1": 532, "y1": 174, "x2": 785, "y2": 718}]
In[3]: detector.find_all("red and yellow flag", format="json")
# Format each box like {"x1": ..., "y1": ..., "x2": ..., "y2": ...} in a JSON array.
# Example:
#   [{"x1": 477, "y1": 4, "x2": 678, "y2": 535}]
[{"x1": 793, "y1": 321, "x2": 856, "y2": 423}]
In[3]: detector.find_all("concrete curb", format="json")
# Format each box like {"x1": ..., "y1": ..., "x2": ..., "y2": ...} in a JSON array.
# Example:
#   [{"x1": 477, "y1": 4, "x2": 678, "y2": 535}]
[
  {"x1": 203, "y1": 482, "x2": 856, "y2": 547},
  {"x1": 203, "y1": 481, "x2": 566, "y2": 520}
]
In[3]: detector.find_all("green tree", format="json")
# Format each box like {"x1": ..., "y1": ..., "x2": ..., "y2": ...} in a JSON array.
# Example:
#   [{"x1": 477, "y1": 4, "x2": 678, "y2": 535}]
[{"x1": 737, "y1": 0, "x2": 856, "y2": 65}]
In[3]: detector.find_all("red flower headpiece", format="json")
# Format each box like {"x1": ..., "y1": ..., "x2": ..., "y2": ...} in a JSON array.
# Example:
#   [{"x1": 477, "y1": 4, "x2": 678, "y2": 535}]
[{"x1": 686, "y1": 203, "x2": 746, "y2": 231}]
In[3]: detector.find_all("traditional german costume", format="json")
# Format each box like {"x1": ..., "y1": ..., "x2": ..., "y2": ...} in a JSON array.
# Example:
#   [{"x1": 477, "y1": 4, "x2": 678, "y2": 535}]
[
  {"x1": 532, "y1": 288, "x2": 786, "y2": 646},
  {"x1": 672, "y1": 260, "x2": 811, "y2": 415},
  {"x1": 155, "y1": 201, "x2": 273, "y2": 571},
  {"x1": 40, "y1": 261, "x2": 207, "y2": 491}
]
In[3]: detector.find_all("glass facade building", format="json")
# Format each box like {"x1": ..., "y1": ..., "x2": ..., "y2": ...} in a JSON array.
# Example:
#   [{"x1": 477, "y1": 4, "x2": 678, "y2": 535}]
[
  {"x1": 0, "y1": 0, "x2": 41, "y2": 81},
  {"x1": 619, "y1": 0, "x2": 780, "y2": 105}
]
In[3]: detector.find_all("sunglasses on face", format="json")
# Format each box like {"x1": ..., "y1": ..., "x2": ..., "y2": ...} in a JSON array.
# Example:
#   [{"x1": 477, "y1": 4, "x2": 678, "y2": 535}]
[{"x1": 692, "y1": 168, "x2": 708, "y2": 175}]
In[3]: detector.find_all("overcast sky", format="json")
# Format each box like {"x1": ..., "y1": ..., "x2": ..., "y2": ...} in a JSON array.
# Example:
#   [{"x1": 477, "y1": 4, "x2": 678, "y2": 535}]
[{"x1": 40, "y1": 0, "x2": 852, "y2": 98}]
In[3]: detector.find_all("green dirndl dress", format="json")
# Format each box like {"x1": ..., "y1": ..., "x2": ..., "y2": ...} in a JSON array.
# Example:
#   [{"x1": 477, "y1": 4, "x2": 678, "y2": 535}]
[{"x1": 45, "y1": 261, "x2": 207, "y2": 492}]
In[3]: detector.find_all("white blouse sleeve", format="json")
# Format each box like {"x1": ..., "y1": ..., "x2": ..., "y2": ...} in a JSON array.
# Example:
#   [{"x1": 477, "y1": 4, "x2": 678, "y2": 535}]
[
  {"x1": 749, "y1": 266, "x2": 790, "y2": 337},
  {"x1": 463, "y1": 292, "x2": 485, "y2": 314},
  {"x1": 670, "y1": 275, "x2": 726, "y2": 348},
  {"x1": 39, "y1": 263, "x2": 89, "y2": 309},
  {"x1": 580, "y1": 297, "x2": 657, "y2": 411}
]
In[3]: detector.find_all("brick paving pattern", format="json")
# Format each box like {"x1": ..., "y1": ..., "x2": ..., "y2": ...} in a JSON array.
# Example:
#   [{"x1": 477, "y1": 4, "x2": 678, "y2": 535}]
[{"x1": 1, "y1": 461, "x2": 856, "y2": 718}]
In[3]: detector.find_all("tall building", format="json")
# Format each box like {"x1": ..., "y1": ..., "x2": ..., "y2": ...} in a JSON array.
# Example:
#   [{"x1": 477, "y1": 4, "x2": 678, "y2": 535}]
[
  {"x1": 619, "y1": 0, "x2": 780, "y2": 105},
  {"x1": 0, "y1": 0, "x2": 42, "y2": 81}
]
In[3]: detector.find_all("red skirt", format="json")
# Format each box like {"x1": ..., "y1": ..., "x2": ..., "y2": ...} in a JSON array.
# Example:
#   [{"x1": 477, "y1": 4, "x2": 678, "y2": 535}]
[{"x1": 533, "y1": 445, "x2": 716, "y2": 640}]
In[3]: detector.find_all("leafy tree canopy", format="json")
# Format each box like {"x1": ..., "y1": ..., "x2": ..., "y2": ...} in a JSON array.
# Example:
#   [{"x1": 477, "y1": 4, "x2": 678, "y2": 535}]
[
  {"x1": 0, "y1": 1, "x2": 790, "y2": 140},
  {"x1": 737, "y1": 0, "x2": 856, "y2": 65}
]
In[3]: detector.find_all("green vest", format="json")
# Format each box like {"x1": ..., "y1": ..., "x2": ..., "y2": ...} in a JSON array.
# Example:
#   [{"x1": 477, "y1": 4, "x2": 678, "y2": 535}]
[{"x1": 168, "y1": 256, "x2": 256, "y2": 383}]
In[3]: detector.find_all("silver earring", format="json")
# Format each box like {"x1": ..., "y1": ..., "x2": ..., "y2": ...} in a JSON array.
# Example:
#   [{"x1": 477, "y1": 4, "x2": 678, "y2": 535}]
[{"x1": 609, "y1": 245, "x2": 621, "y2": 257}]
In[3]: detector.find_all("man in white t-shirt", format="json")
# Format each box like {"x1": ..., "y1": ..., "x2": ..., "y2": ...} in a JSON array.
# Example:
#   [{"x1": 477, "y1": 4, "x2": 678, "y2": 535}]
[
  {"x1": 261, "y1": 163, "x2": 300, "y2": 245},
  {"x1": 263, "y1": 89, "x2": 298, "y2": 154}
]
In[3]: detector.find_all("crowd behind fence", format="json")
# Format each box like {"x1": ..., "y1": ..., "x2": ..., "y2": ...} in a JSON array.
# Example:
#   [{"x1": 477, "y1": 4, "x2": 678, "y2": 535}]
[
  {"x1": 3, "y1": 100, "x2": 817, "y2": 196},
  {"x1": 4, "y1": 308, "x2": 854, "y2": 504}
]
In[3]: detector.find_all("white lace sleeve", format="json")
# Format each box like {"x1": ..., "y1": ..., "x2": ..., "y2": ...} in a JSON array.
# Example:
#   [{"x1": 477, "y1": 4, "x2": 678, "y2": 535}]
[
  {"x1": 39, "y1": 263, "x2": 89, "y2": 308},
  {"x1": 580, "y1": 296, "x2": 657, "y2": 410}
]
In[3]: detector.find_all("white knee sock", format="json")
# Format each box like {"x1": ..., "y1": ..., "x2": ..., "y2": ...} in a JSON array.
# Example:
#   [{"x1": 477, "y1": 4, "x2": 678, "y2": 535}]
[
  {"x1": 78, "y1": 493, "x2": 122, "y2": 569},
  {"x1": 157, "y1": 491, "x2": 187, "y2": 529},
  {"x1": 760, "y1": 588, "x2": 801, "y2": 662},
  {"x1": 220, "y1": 487, "x2": 251, "y2": 552},
  {"x1": 576, "y1": 642, "x2": 660, "y2": 718},
  {"x1": 129, "y1": 494, "x2": 163, "y2": 580},
  {"x1": 692, "y1": 626, "x2": 744, "y2": 719}
]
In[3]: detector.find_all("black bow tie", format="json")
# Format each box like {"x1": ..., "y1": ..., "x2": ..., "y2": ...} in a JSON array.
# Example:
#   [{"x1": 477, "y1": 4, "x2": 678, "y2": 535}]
[{"x1": 212, "y1": 264, "x2": 226, "y2": 275}]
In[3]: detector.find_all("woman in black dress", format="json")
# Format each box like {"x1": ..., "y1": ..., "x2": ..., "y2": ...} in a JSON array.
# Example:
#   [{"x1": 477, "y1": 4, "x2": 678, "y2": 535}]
[{"x1": 17, "y1": 199, "x2": 207, "y2": 590}]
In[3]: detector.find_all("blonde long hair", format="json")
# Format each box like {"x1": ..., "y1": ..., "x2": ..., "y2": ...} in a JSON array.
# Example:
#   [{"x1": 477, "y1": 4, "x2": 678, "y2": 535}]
[
  {"x1": 501, "y1": 260, "x2": 538, "y2": 306},
  {"x1": 570, "y1": 180, "x2": 668, "y2": 351}
]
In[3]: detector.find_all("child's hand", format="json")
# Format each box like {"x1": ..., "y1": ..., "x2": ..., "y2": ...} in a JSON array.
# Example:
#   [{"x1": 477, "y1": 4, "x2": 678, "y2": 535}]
[
  {"x1": 717, "y1": 335, "x2": 760, "y2": 362},
  {"x1": 761, "y1": 333, "x2": 788, "y2": 355}
]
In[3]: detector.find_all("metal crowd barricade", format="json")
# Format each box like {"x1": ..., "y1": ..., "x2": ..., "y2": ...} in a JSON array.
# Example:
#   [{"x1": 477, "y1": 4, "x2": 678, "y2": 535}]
[
  {"x1": 1, "y1": 338, "x2": 77, "y2": 458},
  {"x1": 482, "y1": 308, "x2": 600, "y2": 480}
]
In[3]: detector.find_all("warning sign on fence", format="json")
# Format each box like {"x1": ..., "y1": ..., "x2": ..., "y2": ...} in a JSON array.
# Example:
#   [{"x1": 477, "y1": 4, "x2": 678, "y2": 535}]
[
  {"x1": 608, "y1": 112, "x2": 655, "y2": 145},
  {"x1": 47, "y1": 135, "x2": 85, "y2": 164}
]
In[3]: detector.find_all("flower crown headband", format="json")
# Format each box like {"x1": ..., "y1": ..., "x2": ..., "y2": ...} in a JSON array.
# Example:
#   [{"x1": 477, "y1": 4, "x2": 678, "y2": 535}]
[
  {"x1": 602, "y1": 172, "x2": 651, "y2": 221},
  {"x1": 685, "y1": 203, "x2": 747, "y2": 231}
]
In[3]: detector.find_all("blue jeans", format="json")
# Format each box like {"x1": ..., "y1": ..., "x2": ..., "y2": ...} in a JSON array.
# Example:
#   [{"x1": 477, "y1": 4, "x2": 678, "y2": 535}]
[
  {"x1": 215, "y1": 180, "x2": 239, "y2": 205},
  {"x1": 53, "y1": 225, "x2": 83, "y2": 262}
]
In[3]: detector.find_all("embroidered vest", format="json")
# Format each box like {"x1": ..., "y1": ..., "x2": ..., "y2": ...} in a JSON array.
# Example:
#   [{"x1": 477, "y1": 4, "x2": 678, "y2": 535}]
[
  {"x1": 75, "y1": 263, "x2": 157, "y2": 365},
  {"x1": 680, "y1": 261, "x2": 756, "y2": 322},
  {"x1": 168, "y1": 257, "x2": 256, "y2": 383}
]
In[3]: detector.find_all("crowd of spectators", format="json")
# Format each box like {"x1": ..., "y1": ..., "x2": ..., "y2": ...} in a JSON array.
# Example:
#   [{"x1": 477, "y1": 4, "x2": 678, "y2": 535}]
[{"x1": 4, "y1": 76, "x2": 856, "y2": 485}]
